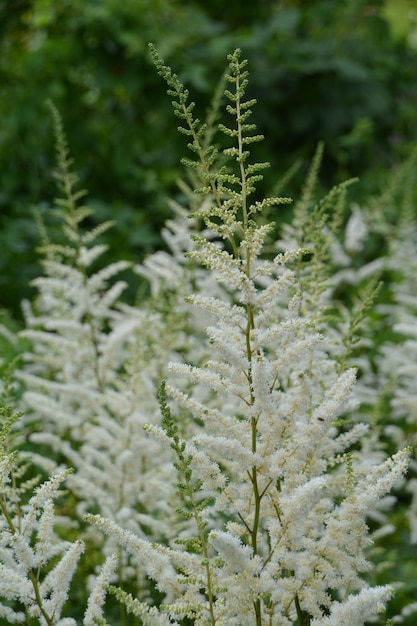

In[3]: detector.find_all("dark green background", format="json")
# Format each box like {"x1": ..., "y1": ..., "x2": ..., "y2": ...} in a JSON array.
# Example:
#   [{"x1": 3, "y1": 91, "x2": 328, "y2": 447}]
[{"x1": 1, "y1": 0, "x2": 417, "y2": 316}]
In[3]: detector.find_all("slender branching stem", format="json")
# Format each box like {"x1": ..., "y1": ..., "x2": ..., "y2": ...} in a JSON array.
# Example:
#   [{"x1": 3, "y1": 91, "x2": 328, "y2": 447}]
[
  {"x1": 159, "y1": 382, "x2": 217, "y2": 624},
  {"x1": 295, "y1": 593, "x2": 310, "y2": 626},
  {"x1": 49, "y1": 101, "x2": 105, "y2": 393},
  {"x1": 231, "y1": 52, "x2": 264, "y2": 626}
]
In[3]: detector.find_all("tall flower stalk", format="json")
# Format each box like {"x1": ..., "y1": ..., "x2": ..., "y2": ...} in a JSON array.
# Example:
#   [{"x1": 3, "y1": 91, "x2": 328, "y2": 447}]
[
  {"x1": 87, "y1": 48, "x2": 410, "y2": 625},
  {"x1": 16, "y1": 103, "x2": 193, "y2": 616}
]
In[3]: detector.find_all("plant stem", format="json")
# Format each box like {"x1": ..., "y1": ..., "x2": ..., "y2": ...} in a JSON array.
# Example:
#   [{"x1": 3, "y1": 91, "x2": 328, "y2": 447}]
[
  {"x1": 182, "y1": 465, "x2": 217, "y2": 624},
  {"x1": 295, "y1": 593, "x2": 310, "y2": 625},
  {"x1": 233, "y1": 55, "x2": 263, "y2": 626}
]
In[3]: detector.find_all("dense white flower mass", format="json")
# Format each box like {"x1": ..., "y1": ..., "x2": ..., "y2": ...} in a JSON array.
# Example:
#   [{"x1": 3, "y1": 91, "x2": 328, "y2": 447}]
[
  {"x1": 0, "y1": 428, "x2": 85, "y2": 625},
  {"x1": 1, "y1": 49, "x2": 415, "y2": 626},
  {"x1": 83, "y1": 46, "x2": 411, "y2": 625}
]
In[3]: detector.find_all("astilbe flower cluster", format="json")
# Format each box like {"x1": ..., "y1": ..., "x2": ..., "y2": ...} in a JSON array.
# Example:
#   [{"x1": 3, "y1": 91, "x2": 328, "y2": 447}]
[
  {"x1": 0, "y1": 404, "x2": 83, "y2": 625},
  {"x1": 360, "y1": 155, "x2": 417, "y2": 624},
  {"x1": 382, "y1": 210, "x2": 417, "y2": 543},
  {"x1": 84, "y1": 48, "x2": 410, "y2": 625},
  {"x1": 15, "y1": 104, "x2": 194, "y2": 591},
  {"x1": 0, "y1": 48, "x2": 413, "y2": 626}
]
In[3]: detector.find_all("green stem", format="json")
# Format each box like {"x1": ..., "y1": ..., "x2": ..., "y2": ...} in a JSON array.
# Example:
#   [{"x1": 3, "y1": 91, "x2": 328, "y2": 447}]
[
  {"x1": 28, "y1": 569, "x2": 54, "y2": 626},
  {"x1": 118, "y1": 553, "x2": 127, "y2": 626},
  {"x1": 183, "y1": 471, "x2": 217, "y2": 624},
  {"x1": 295, "y1": 593, "x2": 310, "y2": 626},
  {"x1": 0, "y1": 497, "x2": 16, "y2": 533},
  {"x1": 234, "y1": 60, "x2": 263, "y2": 626},
  {"x1": 164, "y1": 415, "x2": 216, "y2": 625}
]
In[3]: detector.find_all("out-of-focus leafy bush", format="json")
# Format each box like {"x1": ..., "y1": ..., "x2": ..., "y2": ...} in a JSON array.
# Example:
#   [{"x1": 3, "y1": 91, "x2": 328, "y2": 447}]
[{"x1": 1, "y1": 0, "x2": 417, "y2": 317}]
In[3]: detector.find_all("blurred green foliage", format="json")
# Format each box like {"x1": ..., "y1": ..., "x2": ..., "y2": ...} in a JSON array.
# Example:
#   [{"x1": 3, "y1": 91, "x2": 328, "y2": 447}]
[{"x1": 1, "y1": 0, "x2": 417, "y2": 317}]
